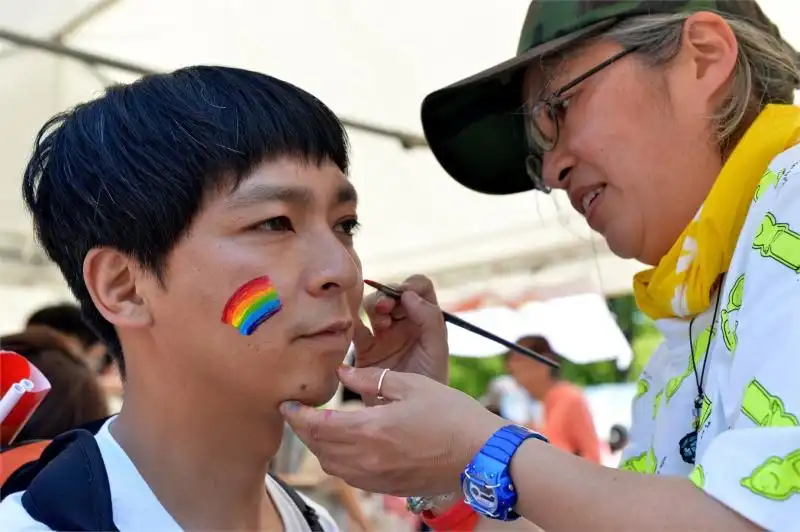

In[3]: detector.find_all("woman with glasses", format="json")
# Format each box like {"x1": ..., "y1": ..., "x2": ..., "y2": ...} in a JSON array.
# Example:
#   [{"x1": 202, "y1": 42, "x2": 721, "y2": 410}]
[{"x1": 282, "y1": 2, "x2": 800, "y2": 530}]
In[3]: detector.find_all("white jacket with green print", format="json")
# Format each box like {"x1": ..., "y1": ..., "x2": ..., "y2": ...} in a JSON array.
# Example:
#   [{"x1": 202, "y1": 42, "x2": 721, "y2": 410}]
[{"x1": 621, "y1": 144, "x2": 800, "y2": 532}]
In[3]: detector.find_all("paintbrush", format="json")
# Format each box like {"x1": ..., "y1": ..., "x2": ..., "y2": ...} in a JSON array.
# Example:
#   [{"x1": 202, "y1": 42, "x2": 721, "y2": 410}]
[{"x1": 363, "y1": 279, "x2": 559, "y2": 369}]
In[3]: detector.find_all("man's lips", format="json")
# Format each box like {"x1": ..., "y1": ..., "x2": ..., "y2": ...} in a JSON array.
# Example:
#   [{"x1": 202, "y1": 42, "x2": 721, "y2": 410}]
[{"x1": 298, "y1": 320, "x2": 353, "y2": 343}]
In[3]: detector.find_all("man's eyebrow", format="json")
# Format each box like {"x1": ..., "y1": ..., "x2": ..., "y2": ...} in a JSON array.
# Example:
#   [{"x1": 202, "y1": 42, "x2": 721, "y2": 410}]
[
  {"x1": 336, "y1": 182, "x2": 358, "y2": 206},
  {"x1": 223, "y1": 182, "x2": 358, "y2": 210},
  {"x1": 223, "y1": 184, "x2": 313, "y2": 210}
]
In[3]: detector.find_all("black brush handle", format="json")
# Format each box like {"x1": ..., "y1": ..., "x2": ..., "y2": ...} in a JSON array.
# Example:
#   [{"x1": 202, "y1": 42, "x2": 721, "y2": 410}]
[
  {"x1": 363, "y1": 280, "x2": 559, "y2": 369},
  {"x1": 442, "y1": 311, "x2": 559, "y2": 369}
]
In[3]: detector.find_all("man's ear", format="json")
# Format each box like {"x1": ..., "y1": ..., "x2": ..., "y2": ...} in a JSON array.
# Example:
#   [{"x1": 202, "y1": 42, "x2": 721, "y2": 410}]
[
  {"x1": 680, "y1": 11, "x2": 739, "y2": 105},
  {"x1": 83, "y1": 248, "x2": 153, "y2": 330}
]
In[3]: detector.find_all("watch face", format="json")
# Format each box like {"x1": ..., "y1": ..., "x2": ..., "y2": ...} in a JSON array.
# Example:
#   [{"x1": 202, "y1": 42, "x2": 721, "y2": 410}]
[{"x1": 462, "y1": 476, "x2": 499, "y2": 514}]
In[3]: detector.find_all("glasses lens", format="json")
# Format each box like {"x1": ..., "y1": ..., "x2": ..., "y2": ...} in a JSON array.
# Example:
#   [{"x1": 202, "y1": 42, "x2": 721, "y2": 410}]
[{"x1": 527, "y1": 102, "x2": 558, "y2": 152}]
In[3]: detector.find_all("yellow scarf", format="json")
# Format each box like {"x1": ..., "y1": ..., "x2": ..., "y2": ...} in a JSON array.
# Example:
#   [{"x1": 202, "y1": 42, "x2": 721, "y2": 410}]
[{"x1": 633, "y1": 104, "x2": 800, "y2": 320}]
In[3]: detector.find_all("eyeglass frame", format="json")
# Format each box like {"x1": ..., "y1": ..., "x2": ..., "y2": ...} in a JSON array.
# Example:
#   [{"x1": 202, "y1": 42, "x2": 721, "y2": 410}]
[{"x1": 524, "y1": 45, "x2": 641, "y2": 193}]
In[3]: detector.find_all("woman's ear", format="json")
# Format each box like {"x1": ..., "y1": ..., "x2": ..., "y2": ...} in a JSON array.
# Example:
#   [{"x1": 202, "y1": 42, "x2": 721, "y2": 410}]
[{"x1": 680, "y1": 11, "x2": 739, "y2": 105}]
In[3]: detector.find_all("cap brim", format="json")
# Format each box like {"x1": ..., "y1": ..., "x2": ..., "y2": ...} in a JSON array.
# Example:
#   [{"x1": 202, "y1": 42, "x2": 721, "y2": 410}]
[{"x1": 421, "y1": 19, "x2": 616, "y2": 195}]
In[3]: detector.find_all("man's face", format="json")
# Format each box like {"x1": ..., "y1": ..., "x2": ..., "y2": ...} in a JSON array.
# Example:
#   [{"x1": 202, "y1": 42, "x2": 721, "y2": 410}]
[
  {"x1": 525, "y1": 16, "x2": 733, "y2": 265},
  {"x1": 137, "y1": 157, "x2": 362, "y2": 409}
]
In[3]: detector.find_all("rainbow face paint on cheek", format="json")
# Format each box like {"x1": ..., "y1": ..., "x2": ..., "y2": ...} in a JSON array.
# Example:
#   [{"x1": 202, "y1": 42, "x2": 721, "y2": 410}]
[{"x1": 221, "y1": 276, "x2": 282, "y2": 336}]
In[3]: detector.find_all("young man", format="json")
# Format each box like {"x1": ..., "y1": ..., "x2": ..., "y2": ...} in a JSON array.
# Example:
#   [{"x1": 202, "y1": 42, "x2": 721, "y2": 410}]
[
  {"x1": 505, "y1": 336, "x2": 601, "y2": 463},
  {"x1": 0, "y1": 65, "x2": 362, "y2": 531}
]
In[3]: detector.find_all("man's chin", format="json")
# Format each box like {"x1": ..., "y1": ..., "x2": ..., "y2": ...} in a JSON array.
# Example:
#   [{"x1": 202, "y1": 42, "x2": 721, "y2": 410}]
[{"x1": 287, "y1": 381, "x2": 341, "y2": 408}]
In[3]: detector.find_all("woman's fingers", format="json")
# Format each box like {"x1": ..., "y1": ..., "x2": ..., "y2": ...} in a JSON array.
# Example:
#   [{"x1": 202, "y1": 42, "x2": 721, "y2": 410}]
[
  {"x1": 362, "y1": 275, "x2": 437, "y2": 323},
  {"x1": 400, "y1": 275, "x2": 439, "y2": 305},
  {"x1": 280, "y1": 401, "x2": 365, "y2": 445},
  {"x1": 337, "y1": 366, "x2": 414, "y2": 402},
  {"x1": 280, "y1": 370, "x2": 497, "y2": 495}
]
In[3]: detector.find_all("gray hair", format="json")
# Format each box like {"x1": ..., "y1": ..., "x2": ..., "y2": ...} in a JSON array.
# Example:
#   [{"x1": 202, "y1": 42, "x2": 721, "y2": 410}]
[{"x1": 606, "y1": 12, "x2": 800, "y2": 152}]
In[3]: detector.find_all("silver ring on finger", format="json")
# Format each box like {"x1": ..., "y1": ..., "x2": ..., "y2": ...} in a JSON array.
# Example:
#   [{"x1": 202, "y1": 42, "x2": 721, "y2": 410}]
[{"x1": 376, "y1": 368, "x2": 390, "y2": 401}]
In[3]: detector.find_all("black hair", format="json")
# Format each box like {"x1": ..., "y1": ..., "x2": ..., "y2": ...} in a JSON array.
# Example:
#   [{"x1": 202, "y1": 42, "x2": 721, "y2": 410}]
[
  {"x1": 26, "y1": 303, "x2": 99, "y2": 349},
  {"x1": 22, "y1": 66, "x2": 350, "y2": 376}
]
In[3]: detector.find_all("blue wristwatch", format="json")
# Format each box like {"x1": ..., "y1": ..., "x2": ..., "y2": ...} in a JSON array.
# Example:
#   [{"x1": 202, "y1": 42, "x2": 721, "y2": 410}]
[{"x1": 461, "y1": 424, "x2": 548, "y2": 521}]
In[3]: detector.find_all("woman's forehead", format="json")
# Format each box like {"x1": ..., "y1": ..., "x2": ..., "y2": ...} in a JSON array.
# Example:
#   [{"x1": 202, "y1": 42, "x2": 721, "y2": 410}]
[
  {"x1": 524, "y1": 38, "x2": 613, "y2": 100},
  {"x1": 523, "y1": 52, "x2": 576, "y2": 102},
  {"x1": 523, "y1": 56, "x2": 569, "y2": 104}
]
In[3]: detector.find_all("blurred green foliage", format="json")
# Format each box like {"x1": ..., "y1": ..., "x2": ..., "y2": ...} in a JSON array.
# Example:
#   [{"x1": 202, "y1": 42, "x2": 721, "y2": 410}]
[{"x1": 448, "y1": 294, "x2": 664, "y2": 398}]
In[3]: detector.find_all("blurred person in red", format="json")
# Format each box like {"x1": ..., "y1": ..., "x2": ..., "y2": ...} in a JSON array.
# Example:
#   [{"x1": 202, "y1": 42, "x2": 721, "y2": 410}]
[{"x1": 505, "y1": 335, "x2": 601, "y2": 463}]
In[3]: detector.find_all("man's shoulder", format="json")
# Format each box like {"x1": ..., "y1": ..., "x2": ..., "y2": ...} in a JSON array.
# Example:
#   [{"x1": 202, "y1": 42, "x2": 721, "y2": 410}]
[
  {"x1": 297, "y1": 491, "x2": 339, "y2": 532},
  {"x1": 0, "y1": 492, "x2": 52, "y2": 531},
  {"x1": 267, "y1": 474, "x2": 340, "y2": 531}
]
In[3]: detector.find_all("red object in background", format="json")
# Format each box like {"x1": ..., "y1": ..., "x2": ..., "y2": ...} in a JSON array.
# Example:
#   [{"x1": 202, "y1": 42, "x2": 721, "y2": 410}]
[
  {"x1": 421, "y1": 500, "x2": 479, "y2": 531},
  {"x1": 0, "y1": 350, "x2": 51, "y2": 447},
  {"x1": 381, "y1": 496, "x2": 421, "y2": 528}
]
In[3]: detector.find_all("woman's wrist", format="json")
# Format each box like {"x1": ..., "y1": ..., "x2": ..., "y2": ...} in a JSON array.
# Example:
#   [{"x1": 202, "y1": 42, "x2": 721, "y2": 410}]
[
  {"x1": 416, "y1": 414, "x2": 505, "y2": 530},
  {"x1": 461, "y1": 412, "x2": 508, "y2": 468},
  {"x1": 427, "y1": 494, "x2": 459, "y2": 516}
]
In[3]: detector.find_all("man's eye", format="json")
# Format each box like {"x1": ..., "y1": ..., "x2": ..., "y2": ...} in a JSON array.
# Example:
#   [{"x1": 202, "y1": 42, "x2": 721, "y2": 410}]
[
  {"x1": 258, "y1": 216, "x2": 294, "y2": 232},
  {"x1": 336, "y1": 218, "x2": 361, "y2": 237}
]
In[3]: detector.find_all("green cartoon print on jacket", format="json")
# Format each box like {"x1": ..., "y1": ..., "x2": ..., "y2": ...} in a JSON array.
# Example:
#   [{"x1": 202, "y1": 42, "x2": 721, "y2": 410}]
[
  {"x1": 741, "y1": 449, "x2": 800, "y2": 501},
  {"x1": 635, "y1": 378, "x2": 649, "y2": 401},
  {"x1": 752, "y1": 213, "x2": 800, "y2": 272},
  {"x1": 753, "y1": 167, "x2": 785, "y2": 202},
  {"x1": 620, "y1": 447, "x2": 657, "y2": 475},
  {"x1": 741, "y1": 379, "x2": 799, "y2": 428},
  {"x1": 720, "y1": 274, "x2": 744, "y2": 354},
  {"x1": 690, "y1": 465, "x2": 706, "y2": 489}
]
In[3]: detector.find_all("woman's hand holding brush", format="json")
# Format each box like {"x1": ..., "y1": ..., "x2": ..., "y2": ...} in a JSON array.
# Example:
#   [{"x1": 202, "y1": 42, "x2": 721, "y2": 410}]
[{"x1": 351, "y1": 275, "x2": 450, "y2": 399}]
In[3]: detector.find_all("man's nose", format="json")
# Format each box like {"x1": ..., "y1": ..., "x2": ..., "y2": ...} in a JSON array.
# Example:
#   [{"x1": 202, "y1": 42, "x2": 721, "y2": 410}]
[{"x1": 304, "y1": 235, "x2": 360, "y2": 298}]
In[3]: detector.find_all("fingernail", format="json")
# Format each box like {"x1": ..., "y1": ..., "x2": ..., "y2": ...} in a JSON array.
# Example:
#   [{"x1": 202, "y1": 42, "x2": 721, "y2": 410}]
[
  {"x1": 406, "y1": 291, "x2": 422, "y2": 304},
  {"x1": 338, "y1": 364, "x2": 355, "y2": 376},
  {"x1": 280, "y1": 401, "x2": 300, "y2": 413}
]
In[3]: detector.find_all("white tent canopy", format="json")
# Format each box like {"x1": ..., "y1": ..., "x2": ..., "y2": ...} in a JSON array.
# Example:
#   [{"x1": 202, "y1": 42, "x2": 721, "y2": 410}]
[
  {"x1": 448, "y1": 293, "x2": 633, "y2": 368},
  {"x1": 0, "y1": 0, "x2": 796, "y2": 324}
]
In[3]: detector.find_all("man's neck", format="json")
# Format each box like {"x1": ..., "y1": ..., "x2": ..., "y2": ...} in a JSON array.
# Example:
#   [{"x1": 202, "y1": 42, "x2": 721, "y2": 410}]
[{"x1": 112, "y1": 367, "x2": 286, "y2": 530}]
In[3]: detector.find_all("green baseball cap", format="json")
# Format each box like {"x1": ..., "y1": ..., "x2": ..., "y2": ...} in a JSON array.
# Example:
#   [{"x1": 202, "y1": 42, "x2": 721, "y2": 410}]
[{"x1": 421, "y1": 0, "x2": 786, "y2": 195}]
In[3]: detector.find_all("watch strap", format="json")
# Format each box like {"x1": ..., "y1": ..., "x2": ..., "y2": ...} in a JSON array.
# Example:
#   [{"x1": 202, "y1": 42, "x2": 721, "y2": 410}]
[
  {"x1": 462, "y1": 424, "x2": 548, "y2": 521},
  {"x1": 479, "y1": 424, "x2": 541, "y2": 466}
]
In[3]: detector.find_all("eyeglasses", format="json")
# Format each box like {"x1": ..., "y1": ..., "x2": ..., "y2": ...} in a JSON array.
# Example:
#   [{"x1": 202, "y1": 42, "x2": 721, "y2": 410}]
[{"x1": 524, "y1": 46, "x2": 640, "y2": 193}]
